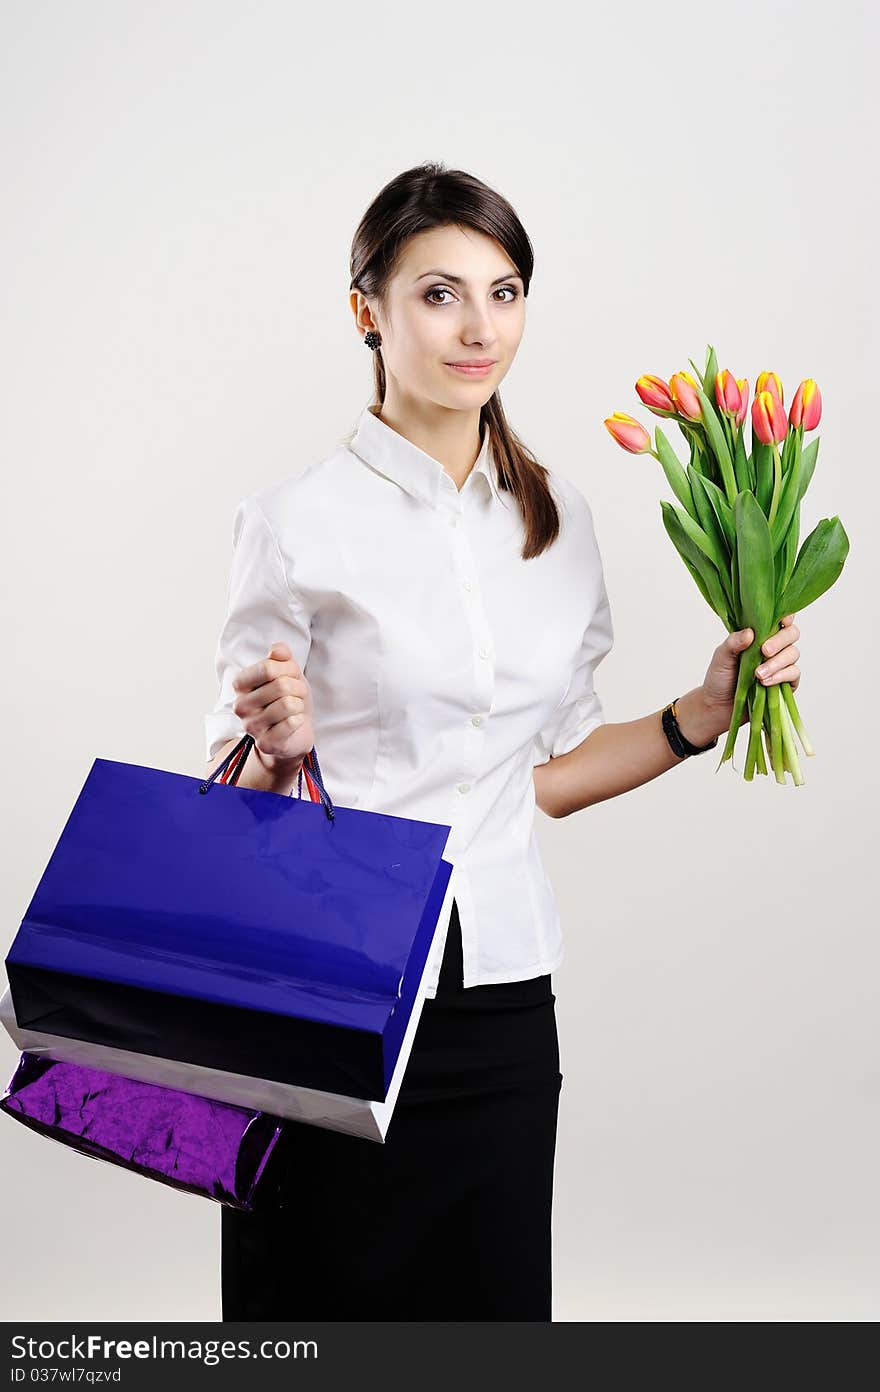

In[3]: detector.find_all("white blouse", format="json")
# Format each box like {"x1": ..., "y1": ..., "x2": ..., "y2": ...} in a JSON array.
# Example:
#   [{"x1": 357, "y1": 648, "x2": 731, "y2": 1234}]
[{"x1": 205, "y1": 403, "x2": 614, "y2": 997}]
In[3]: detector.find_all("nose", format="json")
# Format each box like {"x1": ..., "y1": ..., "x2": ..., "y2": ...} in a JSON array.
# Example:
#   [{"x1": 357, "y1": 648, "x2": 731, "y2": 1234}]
[{"x1": 461, "y1": 304, "x2": 498, "y2": 348}]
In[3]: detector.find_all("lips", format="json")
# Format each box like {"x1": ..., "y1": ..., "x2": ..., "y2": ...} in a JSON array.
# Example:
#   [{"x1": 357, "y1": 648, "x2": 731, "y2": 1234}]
[
  {"x1": 445, "y1": 360, "x2": 497, "y2": 377},
  {"x1": 446, "y1": 360, "x2": 496, "y2": 367}
]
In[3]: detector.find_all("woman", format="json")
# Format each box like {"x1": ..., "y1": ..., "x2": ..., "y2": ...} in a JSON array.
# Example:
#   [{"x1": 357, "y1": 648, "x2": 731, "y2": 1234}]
[{"x1": 205, "y1": 162, "x2": 802, "y2": 1321}]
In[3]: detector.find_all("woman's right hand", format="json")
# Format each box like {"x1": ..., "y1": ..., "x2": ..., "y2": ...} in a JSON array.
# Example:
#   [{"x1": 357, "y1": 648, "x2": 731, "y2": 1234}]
[{"x1": 231, "y1": 642, "x2": 314, "y2": 765}]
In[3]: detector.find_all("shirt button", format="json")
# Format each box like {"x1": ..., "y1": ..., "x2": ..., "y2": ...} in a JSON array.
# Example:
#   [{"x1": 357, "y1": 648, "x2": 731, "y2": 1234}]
[
  {"x1": 457, "y1": 783, "x2": 471, "y2": 794},
  {"x1": 478, "y1": 646, "x2": 488, "y2": 660},
  {"x1": 471, "y1": 715, "x2": 483, "y2": 727},
  {"x1": 462, "y1": 579, "x2": 472, "y2": 592}
]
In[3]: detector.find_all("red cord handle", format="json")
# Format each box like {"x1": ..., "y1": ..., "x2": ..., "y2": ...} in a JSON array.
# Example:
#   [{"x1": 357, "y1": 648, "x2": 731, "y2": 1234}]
[{"x1": 220, "y1": 746, "x2": 322, "y2": 803}]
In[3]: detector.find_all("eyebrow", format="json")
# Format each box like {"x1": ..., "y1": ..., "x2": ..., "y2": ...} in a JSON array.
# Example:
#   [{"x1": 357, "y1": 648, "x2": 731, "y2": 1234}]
[{"x1": 414, "y1": 269, "x2": 523, "y2": 286}]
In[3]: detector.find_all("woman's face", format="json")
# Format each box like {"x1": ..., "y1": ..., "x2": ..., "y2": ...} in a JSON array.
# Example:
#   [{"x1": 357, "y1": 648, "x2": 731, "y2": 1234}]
[{"x1": 353, "y1": 223, "x2": 526, "y2": 411}]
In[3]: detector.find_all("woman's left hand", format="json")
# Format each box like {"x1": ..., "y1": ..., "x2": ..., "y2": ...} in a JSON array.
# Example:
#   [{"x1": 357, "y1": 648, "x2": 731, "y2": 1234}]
[{"x1": 701, "y1": 615, "x2": 801, "y2": 726}]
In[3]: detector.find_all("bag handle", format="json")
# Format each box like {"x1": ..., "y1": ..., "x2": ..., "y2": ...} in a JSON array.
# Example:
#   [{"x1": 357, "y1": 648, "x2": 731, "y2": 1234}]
[{"x1": 199, "y1": 734, "x2": 335, "y2": 821}]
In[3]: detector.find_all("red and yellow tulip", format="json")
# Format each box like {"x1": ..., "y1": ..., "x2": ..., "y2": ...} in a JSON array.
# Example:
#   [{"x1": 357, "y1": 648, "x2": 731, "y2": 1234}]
[
  {"x1": 756, "y1": 370, "x2": 784, "y2": 405},
  {"x1": 752, "y1": 389, "x2": 788, "y2": 445},
  {"x1": 735, "y1": 379, "x2": 749, "y2": 425},
  {"x1": 668, "y1": 371, "x2": 702, "y2": 421},
  {"x1": 635, "y1": 375, "x2": 675, "y2": 413},
  {"x1": 789, "y1": 379, "x2": 822, "y2": 431},
  {"x1": 715, "y1": 369, "x2": 742, "y2": 418},
  {"x1": 603, "y1": 413, "x2": 652, "y2": 454}
]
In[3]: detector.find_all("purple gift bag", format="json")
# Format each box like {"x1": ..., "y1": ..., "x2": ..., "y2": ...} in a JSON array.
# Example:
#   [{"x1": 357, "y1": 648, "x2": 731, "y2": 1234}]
[{"x1": 1, "y1": 1052, "x2": 285, "y2": 1210}]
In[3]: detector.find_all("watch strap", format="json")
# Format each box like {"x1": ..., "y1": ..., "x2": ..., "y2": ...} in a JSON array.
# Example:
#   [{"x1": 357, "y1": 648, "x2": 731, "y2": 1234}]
[{"x1": 661, "y1": 697, "x2": 719, "y2": 758}]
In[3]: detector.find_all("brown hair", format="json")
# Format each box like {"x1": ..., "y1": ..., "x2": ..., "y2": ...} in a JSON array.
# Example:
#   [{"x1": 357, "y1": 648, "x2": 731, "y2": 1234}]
[{"x1": 347, "y1": 161, "x2": 560, "y2": 560}]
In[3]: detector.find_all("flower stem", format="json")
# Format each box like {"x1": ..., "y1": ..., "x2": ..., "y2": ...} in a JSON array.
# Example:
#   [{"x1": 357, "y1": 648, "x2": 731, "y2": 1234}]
[
  {"x1": 744, "y1": 683, "x2": 767, "y2": 781},
  {"x1": 781, "y1": 681, "x2": 814, "y2": 756},
  {"x1": 717, "y1": 675, "x2": 811, "y2": 786},
  {"x1": 768, "y1": 682, "x2": 786, "y2": 784},
  {"x1": 767, "y1": 442, "x2": 783, "y2": 530},
  {"x1": 778, "y1": 693, "x2": 805, "y2": 786},
  {"x1": 744, "y1": 734, "x2": 756, "y2": 781},
  {"x1": 755, "y1": 720, "x2": 768, "y2": 775}
]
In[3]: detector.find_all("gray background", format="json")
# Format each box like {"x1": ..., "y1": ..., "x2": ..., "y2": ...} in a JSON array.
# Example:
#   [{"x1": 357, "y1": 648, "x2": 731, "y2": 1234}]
[{"x1": 1, "y1": 0, "x2": 876, "y2": 1322}]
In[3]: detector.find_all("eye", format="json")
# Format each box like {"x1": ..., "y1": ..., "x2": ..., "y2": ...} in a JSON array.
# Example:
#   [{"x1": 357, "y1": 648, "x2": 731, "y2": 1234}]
[{"x1": 423, "y1": 285, "x2": 521, "y2": 305}]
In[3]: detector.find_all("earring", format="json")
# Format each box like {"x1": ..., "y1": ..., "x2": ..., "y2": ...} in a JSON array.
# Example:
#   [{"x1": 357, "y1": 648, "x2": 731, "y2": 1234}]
[{"x1": 364, "y1": 330, "x2": 381, "y2": 350}]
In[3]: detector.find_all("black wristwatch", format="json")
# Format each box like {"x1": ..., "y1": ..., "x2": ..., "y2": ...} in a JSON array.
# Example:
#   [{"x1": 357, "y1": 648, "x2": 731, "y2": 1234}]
[{"x1": 661, "y1": 697, "x2": 719, "y2": 759}]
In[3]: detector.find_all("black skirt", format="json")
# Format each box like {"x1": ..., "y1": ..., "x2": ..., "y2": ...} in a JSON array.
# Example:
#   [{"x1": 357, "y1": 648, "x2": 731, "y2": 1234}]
[{"x1": 221, "y1": 900, "x2": 563, "y2": 1321}]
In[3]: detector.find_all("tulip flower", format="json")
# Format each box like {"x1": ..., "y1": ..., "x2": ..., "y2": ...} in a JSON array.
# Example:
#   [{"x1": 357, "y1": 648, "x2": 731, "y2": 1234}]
[
  {"x1": 604, "y1": 413, "x2": 652, "y2": 454},
  {"x1": 736, "y1": 378, "x2": 749, "y2": 425},
  {"x1": 602, "y1": 342, "x2": 849, "y2": 787},
  {"x1": 635, "y1": 375, "x2": 675, "y2": 412},
  {"x1": 756, "y1": 370, "x2": 784, "y2": 406},
  {"x1": 715, "y1": 369, "x2": 743, "y2": 418},
  {"x1": 789, "y1": 379, "x2": 822, "y2": 431},
  {"x1": 669, "y1": 371, "x2": 702, "y2": 421},
  {"x1": 752, "y1": 389, "x2": 788, "y2": 445}
]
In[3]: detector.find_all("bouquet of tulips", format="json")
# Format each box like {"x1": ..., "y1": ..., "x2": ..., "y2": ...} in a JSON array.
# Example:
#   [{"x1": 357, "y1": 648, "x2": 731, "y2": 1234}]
[{"x1": 604, "y1": 344, "x2": 849, "y2": 786}]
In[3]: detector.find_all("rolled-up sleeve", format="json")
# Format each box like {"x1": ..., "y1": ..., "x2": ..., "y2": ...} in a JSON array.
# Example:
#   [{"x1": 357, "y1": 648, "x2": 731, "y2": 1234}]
[
  {"x1": 204, "y1": 494, "x2": 312, "y2": 762},
  {"x1": 532, "y1": 501, "x2": 614, "y2": 766}
]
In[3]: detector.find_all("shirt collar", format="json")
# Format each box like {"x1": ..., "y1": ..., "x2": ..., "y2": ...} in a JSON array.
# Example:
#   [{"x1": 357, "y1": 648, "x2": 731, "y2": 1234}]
[{"x1": 348, "y1": 404, "x2": 502, "y2": 508}]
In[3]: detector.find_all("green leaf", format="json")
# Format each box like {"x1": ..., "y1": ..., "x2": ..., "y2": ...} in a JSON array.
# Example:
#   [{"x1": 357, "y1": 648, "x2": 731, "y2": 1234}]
[
  {"x1": 778, "y1": 503, "x2": 801, "y2": 596},
  {"x1": 673, "y1": 491, "x2": 730, "y2": 575},
  {"x1": 770, "y1": 446, "x2": 803, "y2": 553},
  {"x1": 780, "y1": 423, "x2": 798, "y2": 477},
  {"x1": 688, "y1": 355, "x2": 706, "y2": 388},
  {"x1": 733, "y1": 427, "x2": 751, "y2": 494},
  {"x1": 660, "y1": 501, "x2": 732, "y2": 627},
  {"x1": 689, "y1": 466, "x2": 733, "y2": 603},
  {"x1": 735, "y1": 491, "x2": 776, "y2": 644},
  {"x1": 714, "y1": 493, "x2": 779, "y2": 763},
  {"x1": 797, "y1": 437, "x2": 819, "y2": 506},
  {"x1": 695, "y1": 471, "x2": 736, "y2": 552},
  {"x1": 695, "y1": 383, "x2": 737, "y2": 505},
  {"x1": 730, "y1": 533, "x2": 741, "y2": 616},
  {"x1": 752, "y1": 442, "x2": 774, "y2": 514},
  {"x1": 704, "y1": 345, "x2": 719, "y2": 398},
  {"x1": 654, "y1": 427, "x2": 697, "y2": 519},
  {"x1": 774, "y1": 532, "x2": 786, "y2": 601},
  {"x1": 690, "y1": 445, "x2": 709, "y2": 479},
  {"x1": 779, "y1": 517, "x2": 851, "y2": 614},
  {"x1": 746, "y1": 438, "x2": 757, "y2": 492},
  {"x1": 677, "y1": 420, "x2": 705, "y2": 476},
  {"x1": 678, "y1": 549, "x2": 716, "y2": 615}
]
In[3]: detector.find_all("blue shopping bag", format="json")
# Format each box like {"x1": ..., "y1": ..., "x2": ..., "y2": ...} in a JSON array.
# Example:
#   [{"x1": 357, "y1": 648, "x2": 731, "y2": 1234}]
[{"x1": 5, "y1": 734, "x2": 453, "y2": 1104}]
